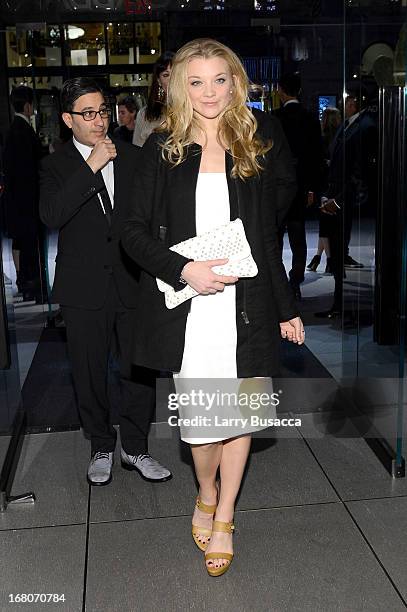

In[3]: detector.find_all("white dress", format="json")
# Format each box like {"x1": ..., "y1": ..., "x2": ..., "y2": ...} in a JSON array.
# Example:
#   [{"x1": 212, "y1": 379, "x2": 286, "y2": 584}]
[{"x1": 173, "y1": 174, "x2": 274, "y2": 443}]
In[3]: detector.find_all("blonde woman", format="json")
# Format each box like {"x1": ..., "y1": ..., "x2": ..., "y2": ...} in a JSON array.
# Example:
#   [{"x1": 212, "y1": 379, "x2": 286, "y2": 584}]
[{"x1": 122, "y1": 38, "x2": 304, "y2": 576}]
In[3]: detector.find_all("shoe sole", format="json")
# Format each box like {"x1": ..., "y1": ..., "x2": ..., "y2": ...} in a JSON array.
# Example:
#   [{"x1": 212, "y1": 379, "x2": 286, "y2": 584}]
[
  {"x1": 121, "y1": 460, "x2": 172, "y2": 482},
  {"x1": 87, "y1": 473, "x2": 112, "y2": 486}
]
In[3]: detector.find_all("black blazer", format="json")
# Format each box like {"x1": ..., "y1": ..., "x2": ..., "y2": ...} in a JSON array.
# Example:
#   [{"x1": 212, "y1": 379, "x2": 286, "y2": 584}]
[
  {"x1": 326, "y1": 110, "x2": 377, "y2": 211},
  {"x1": 274, "y1": 103, "x2": 323, "y2": 206},
  {"x1": 121, "y1": 133, "x2": 299, "y2": 378},
  {"x1": 3, "y1": 115, "x2": 43, "y2": 239},
  {"x1": 39, "y1": 138, "x2": 140, "y2": 309}
]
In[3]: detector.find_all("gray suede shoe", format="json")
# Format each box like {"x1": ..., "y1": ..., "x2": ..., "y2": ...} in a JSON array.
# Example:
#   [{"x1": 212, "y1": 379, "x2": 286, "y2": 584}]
[
  {"x1": 120, "y1": 450, "x2": 172, "y2": 482},
  {"x1": 87, "y1": 451, "x2": 113, "y2": 486}
]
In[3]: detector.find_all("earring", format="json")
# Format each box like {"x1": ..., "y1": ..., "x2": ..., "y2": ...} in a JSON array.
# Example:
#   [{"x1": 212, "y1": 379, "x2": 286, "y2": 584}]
[
  {"x1": 230, "y1": 89, "x2": 233, "y2": 94},
  {"x1": 158, "y1": 84, "x2": 165, "y2": 101}
]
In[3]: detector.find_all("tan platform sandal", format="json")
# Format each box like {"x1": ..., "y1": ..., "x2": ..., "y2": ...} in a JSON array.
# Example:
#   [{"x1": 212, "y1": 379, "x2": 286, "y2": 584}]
[
  {"x1": 205, "y1": 520, "x2": 234, "y2": 577},
  {"x1": 191, "y1": 497, "x2": 217, "y2": 552}
]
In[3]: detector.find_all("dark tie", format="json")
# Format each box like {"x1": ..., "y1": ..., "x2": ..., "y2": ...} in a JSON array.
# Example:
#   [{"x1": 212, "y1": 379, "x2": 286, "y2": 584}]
[{"x1": 97, "y1": 172, "x2": 113, "y2": 225}]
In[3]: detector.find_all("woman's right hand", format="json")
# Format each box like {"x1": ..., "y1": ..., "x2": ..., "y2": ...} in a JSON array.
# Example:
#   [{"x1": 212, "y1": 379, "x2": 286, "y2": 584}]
[{"x1": 181, "y1": 259, "x2": 238, "y2": 295}]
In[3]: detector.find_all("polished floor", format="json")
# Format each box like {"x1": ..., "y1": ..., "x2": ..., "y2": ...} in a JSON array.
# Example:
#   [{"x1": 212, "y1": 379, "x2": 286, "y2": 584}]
[
  {"x1": 1, "y1": 424, "x2": 407, "y2": 611},
  {"x1": 1, "y1": 221, "x2": 406, "y2": 611}
]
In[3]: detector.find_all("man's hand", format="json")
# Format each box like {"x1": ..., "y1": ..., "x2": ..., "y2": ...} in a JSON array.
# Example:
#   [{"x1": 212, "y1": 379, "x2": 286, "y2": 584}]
[
  {"x1": 320, "y1": 198, "x2": 340, "y2": 215},
  {"x1": 86, "y1": 138, "x2": 117, "y2": 174},
  {"x1": 181, "y1": 259, "x2": 238, "y2": 295}
]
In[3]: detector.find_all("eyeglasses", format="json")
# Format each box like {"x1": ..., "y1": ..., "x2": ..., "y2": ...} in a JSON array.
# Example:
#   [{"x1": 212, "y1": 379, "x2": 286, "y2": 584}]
[{"x1": 70, "y1": 108, "x2": 112, "y2": 121}]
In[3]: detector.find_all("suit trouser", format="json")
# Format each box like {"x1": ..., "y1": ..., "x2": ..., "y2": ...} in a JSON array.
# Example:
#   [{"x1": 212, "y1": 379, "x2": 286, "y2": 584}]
[
  {"x1": 61, "y1": 278, "x2": 155, "y2": 455},
  {"x1": 278, "y1": 215, "x2": 307, "y2": 286}
]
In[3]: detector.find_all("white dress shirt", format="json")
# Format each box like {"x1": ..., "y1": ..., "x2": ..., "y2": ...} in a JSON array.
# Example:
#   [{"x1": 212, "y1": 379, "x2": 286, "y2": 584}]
[{"x1": 73, "y1": 136, "x2": 114, "y2": 212}]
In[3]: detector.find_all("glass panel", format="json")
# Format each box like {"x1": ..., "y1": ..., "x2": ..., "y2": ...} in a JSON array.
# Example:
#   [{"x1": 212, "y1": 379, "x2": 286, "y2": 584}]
[
  {"x1": 34, "y1": 77, "x2": 64, "y2": 150},
  {"x1": 134, "y1": 22, "x2": 161, "y2": 64},
  {"x1": 342, "y1": 4, "x2": 407, "y2": 467},
  {"x1": 32, "y1": 24, "x2": 62, "y2": 67},
  {"x1": 107, "y1": 22, "x2": 134, "y2": 64},
  {"x1": 64, "y1": 23, "x2": 106, "y2": 66},
  {"x1": 6, "y1": 27, "x2": 31, "y2": 68},
  {"x1": 109, "y1": 72, "x2": 152, "y2": 89},
  {"x1": 0, "y1": 231, "x2": 22, "y2": 437}
]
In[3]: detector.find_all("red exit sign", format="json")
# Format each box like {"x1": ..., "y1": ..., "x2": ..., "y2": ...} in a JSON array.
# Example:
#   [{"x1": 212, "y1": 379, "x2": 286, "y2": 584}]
[{"x1": 125, "y1": 0, "x2": 152, "y2": 13}]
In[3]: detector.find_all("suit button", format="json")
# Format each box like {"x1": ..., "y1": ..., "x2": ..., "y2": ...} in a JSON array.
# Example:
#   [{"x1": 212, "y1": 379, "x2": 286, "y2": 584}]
[{"x1": 107, "y1": 237, "x2": 112, "y2": 243}]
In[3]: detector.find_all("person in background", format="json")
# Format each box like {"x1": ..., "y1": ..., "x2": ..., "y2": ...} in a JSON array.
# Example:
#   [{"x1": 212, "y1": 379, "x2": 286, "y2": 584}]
[
  {"x1": 132, "y1": 51, "x2": 174, "y2": 147},
  {"x1": 307, "y1": 107, "x2": 341, "y2": 273},
  {"x1": 40, "y1": 77, "x2": 171, "y2": 486},
  {"x1": 114, "y1": 96, "x2": 137, "y2": 144},
  {"x1": 315, "y1": 85, "x2": 377, "y2": 318},
  {"x1": 275, "y1": 72, "x2": 324, "y2": 300},
  {"x1": 3, "y1": 85, "x2": 45, "y2": 302}
]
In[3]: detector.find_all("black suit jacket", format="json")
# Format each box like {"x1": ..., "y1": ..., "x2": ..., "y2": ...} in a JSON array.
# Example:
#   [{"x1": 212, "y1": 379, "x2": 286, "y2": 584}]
[
  {"x1": 121, "y1": 132, "x2": 299, "y2": 378},
  {"x1": 3, "y1": 115, "x2": 43, "y2": 239},
  {"x1": 274, "y1": 102, "x2": 323, "y2": 210},
  {"x1": 39, "y1": 138, "x2": 140, "y2": 309},
  {"x1": 326, "y1": 110, "x2": 377, "y2": 211}
]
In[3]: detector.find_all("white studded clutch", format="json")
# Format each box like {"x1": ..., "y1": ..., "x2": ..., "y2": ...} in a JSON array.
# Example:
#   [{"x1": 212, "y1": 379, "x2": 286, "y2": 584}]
[{"x1": 156, "y1": 218, "x2": 258, "y2": 309}]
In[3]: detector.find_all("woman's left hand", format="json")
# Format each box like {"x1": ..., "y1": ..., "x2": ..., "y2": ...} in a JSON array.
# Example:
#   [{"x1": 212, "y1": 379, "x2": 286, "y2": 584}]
[{"x1": 280, "y1": 317, "x2": 305, "y2": 345}]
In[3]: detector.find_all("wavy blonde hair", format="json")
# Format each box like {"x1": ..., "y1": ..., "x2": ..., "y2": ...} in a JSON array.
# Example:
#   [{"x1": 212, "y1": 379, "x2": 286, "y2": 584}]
[{"x1": 159, "y1": 38, "x2": 272, "y2": 179}]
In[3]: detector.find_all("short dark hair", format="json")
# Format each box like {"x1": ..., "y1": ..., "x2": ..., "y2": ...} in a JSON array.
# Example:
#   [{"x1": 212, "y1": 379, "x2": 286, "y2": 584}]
[
  {"x1": 10, "y1": 86, "x2": 33, "y2": 113},
  {"x1": 279, "y1": 72, "x2": 302, "y2": 98},
  {"x1": 60, "y1": 77, "x2": 104, "y2": 113},
  {"x1": 345, "y1": 82, "x2": 369, "y2": 109},
  {"x1": 118, "y1": 96, "x2": 137, "y2": 114}
]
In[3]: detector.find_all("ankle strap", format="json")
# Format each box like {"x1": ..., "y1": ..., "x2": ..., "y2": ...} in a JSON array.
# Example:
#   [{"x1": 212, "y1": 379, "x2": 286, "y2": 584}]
[
  {"x1": 212, "y1": 520, "x2": 234, "y2": 534},
  {"x1": 196, "y1": 497, "x2": 217, "y2": 514}
]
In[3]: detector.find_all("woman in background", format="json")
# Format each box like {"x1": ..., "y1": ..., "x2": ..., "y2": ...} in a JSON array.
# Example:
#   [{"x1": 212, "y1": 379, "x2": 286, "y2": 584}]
[{"x1": 132, "y1": 51, "x2": 174, "y2": 147}]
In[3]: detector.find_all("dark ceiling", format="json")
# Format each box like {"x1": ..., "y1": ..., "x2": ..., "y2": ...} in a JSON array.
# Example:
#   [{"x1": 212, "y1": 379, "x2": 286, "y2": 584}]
[{"x1": 0, "y1": 0, "x2": 404, "y2": 25}]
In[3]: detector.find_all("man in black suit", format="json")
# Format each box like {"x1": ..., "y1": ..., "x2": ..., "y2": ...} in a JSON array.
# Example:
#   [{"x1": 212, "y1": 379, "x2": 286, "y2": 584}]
[
  {"x1": 315, "y1": 86, "x2": 377, "y2": 318},
  {"x1": 40, "y1": 78, "x2": 171, "y2": 485},
  {"x1": 275, "y1": 73, "x2": 324, "y2": 300},
  {"x1": 3, "y1": 86, "x2": 45, "y2": 301}
]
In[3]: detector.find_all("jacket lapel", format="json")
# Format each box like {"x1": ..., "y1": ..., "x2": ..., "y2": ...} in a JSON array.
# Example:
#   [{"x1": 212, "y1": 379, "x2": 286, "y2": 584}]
[{"x1": 63, "y1": 138, "x2": 110, "y2": 225}]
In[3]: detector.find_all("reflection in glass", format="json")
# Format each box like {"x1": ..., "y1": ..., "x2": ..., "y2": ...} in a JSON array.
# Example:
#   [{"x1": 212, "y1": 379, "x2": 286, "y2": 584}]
[
  {"x1": 35, "y1": 78, "x2": 64, "y2": 150},
  {"x1": 32, "y1": 25, "x2": 62, "y2": 67},
  {"x1": 108, "y1": 22, "x2": 134, "y2": 64},
  {"x1": 64, "y1": 23, "x2": 106, "y2": 66},
  {"x1": 109, "y1": 73, "x2": 152, "y2": 88},
  {"x1": 6, "y1": 28, "x2": 31, "y2": 68},
  {"x1": 134, "y1": 22, "x2": 161, "y2": 64}
]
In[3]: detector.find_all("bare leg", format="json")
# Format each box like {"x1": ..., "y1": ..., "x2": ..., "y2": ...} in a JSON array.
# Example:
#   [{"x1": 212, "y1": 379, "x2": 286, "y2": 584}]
[
  {"x1": 316, "y1": 237, "x2": 324, "y2": 256},
  {"x1": 190, "y1": 441, "x2": 223, "y2": 547},
  {"x1": 205, "y1": 434, "x2": 251, "y2": 570},
  {"x1": 321, "y1": 236, "x2": 331, "y2": 257}
]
